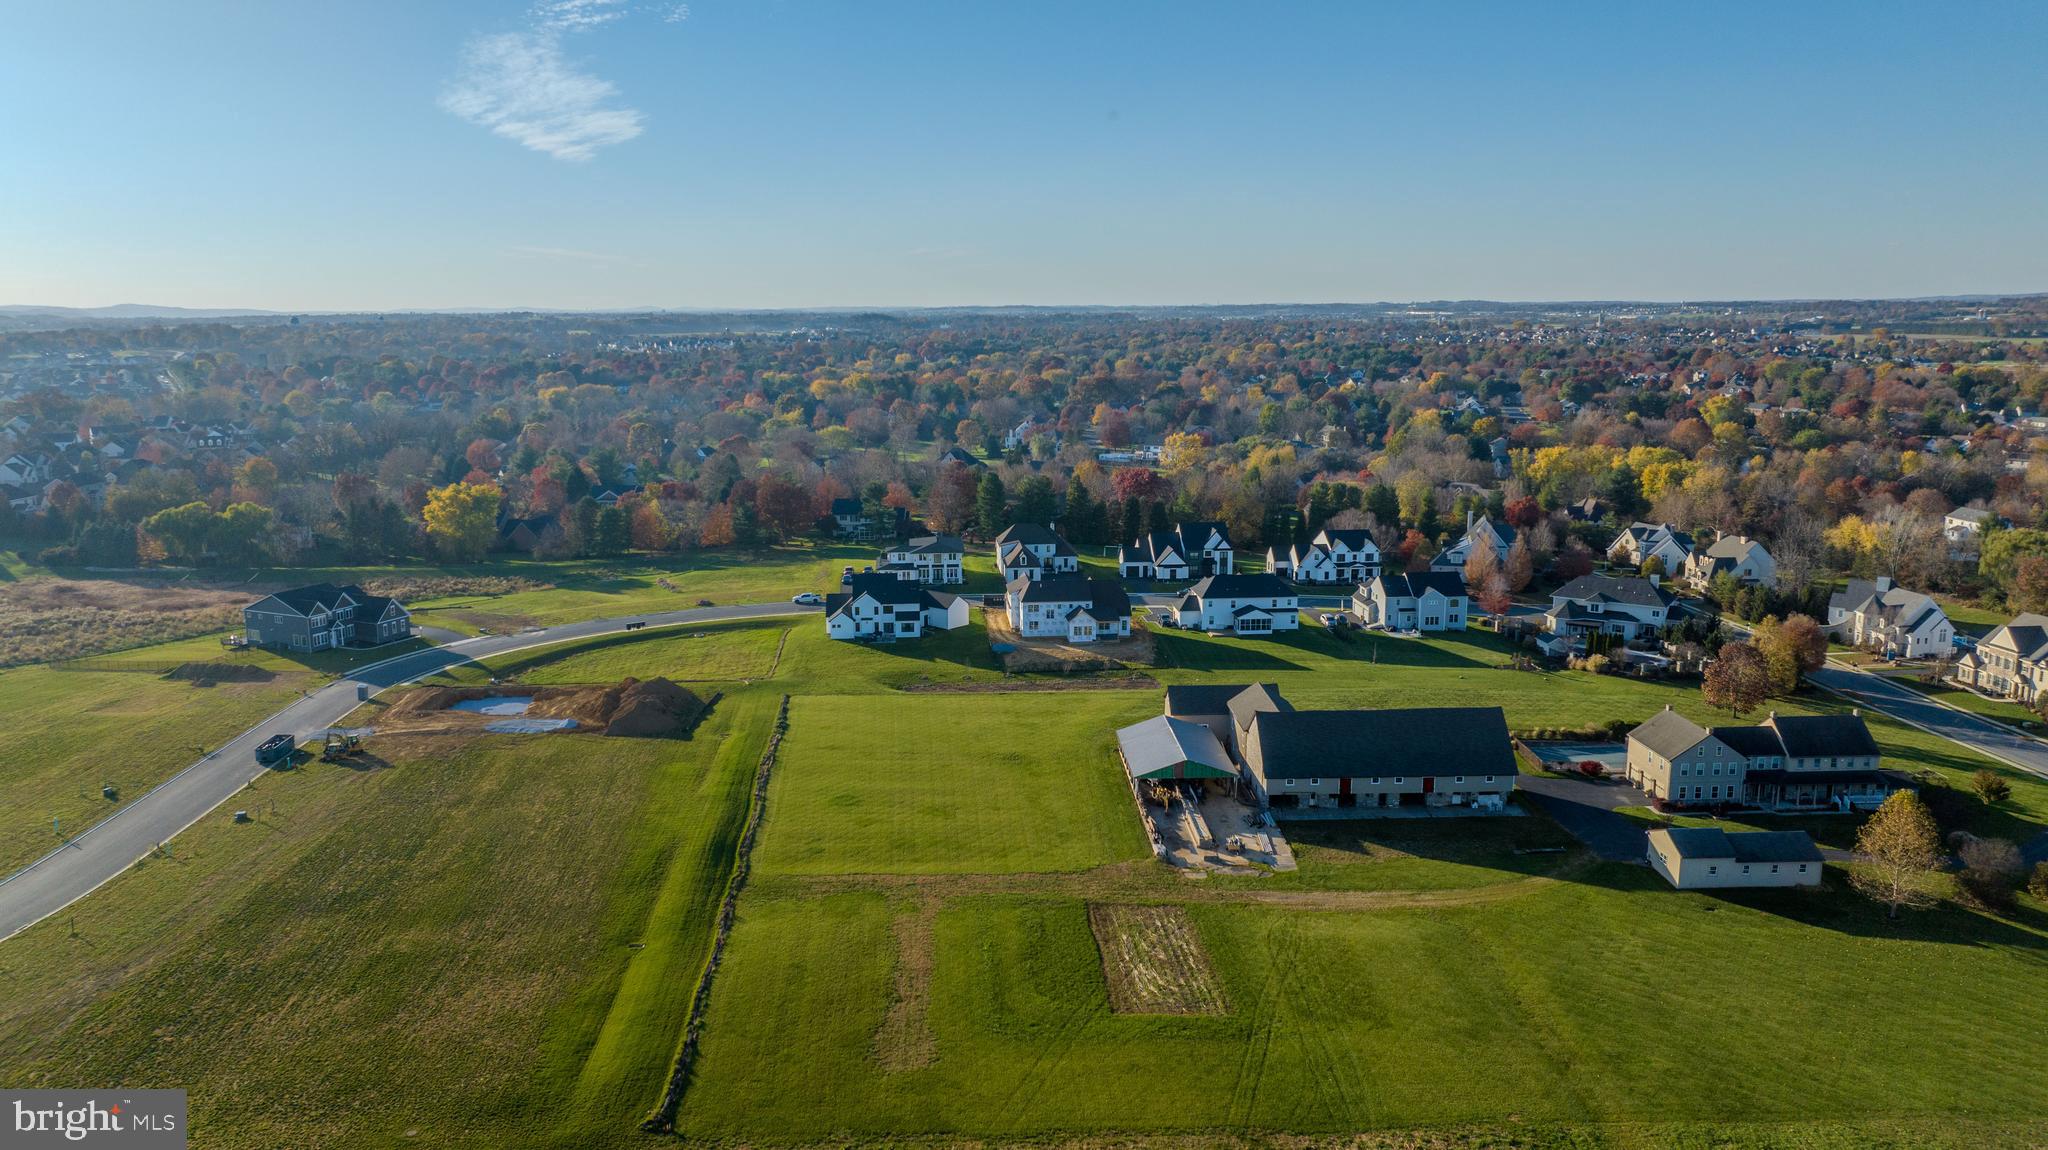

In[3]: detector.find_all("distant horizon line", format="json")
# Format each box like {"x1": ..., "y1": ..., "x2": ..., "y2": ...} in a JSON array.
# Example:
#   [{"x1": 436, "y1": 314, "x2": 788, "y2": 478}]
[{"x1": 4, "y1": 291, "x2": 2047, "y2": 320}]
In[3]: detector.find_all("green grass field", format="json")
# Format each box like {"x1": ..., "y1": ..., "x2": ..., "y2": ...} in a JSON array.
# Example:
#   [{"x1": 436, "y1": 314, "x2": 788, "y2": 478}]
[
  {"x1": 6, "y1": 606, "x2": 2048, "y2": 1149},
  {"x1": 756, "y1": 692, "x2": 1154, "y2": 876},
  {"x1": 0, "y1": 693, "x2": 778, "y2": 1150},
  {"x1": 1886, "y1": 674, "x2": 2045, "y2": 730},
  {"x1": 0, "y1": 661, "x2": 315, "y2": 874}
]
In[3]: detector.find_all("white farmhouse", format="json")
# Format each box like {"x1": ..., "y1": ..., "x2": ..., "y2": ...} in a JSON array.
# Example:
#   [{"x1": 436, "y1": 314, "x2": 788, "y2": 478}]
[
  {"x1": 1119, "y1": 521, "x2": 1234, "y2": 581},
  {"x1": 993, "y1": 523, "x2": 1080, "y2": 582}
]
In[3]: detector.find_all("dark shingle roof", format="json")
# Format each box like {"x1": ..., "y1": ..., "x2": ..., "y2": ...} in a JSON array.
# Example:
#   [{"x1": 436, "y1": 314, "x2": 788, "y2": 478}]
[
  {"x1": 1764, "y1": 713, "x2": 1880, "y2": 759},
  {"x1": 1660, "y1": 827, "x2": 1824, "y2": 864},
  {"x1": 994, "y1": 523, "x2": 1061, "y2": 547},
  {"x1": 252, "y1": 583, "x2": 371, "y2": 616},
  {"x1": 1249, "y1": 706, "x2": 1514, "y2": 780},
  {"x1": 1187, "y1": 573, "x2": 1293, "y2": 600},
  {"x1": 1553, "y1": 574, "x2": 1676, "y2": 609},
  {"x1": 1368, "y1": 571, "x2": 1467, "y2": 600},
  {"x1": 1164, "y1": 683, "x2": 1280, "y2": 717}
]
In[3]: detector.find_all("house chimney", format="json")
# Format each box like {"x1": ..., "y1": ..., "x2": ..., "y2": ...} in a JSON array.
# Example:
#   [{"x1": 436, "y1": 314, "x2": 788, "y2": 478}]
[
  {"x1": 1852, "y1": 707, "x2": 1860, "y2": 717},
  {"x1": 1648, "y1": 573, "x2": 1660, "y2": 587},
  {"x1": 1875, "y1": 576, "x2": 1893, "y2": 593},
  {"x1": 1466, "y1": 509, "x2": 1475, "y2": 532}
]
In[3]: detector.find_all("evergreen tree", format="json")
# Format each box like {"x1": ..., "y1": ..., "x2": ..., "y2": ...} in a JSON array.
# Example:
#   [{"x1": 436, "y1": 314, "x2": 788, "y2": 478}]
[
  {"x1": 1062, "y1": 483, "x2": 1099, "y2": 544},
  {"x1": 593, "y1": 505, "x2": 631, "y2": 556},
  {"x1": 1012, "y1": 475, "x2": 1057, "y2": 526},
  {"x1": 1120, "y1": 499, "x2": 1142, "y2": 545},
  {"x1": 1145, "y1": 500, "x2": 1170, "y2": 536},
  {"x1": 1365, "y1": 483, "x2": 1401, "y2": 528},
  {"x1": 975, "y1": 472, "x2": 1008, "y2": 537}
]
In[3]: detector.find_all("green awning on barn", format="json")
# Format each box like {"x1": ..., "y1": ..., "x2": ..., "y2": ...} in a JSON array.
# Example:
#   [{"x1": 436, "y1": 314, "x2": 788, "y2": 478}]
[{"x1": 1116, "y1": 715, "x2": 1237, "y2": 782}]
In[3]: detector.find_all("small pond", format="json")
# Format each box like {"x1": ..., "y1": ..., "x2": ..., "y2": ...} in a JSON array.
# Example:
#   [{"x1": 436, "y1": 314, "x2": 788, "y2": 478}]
[{"x1": 450, "y1": 696, "x2": 534, "y2": 716}]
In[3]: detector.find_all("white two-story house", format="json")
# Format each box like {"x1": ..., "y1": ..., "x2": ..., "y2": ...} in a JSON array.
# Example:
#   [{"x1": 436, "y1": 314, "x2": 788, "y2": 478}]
[
  {"x1": 877, "y1": 534, "x2": 965, "y2": 585},
  {"x1": 1120, "y1": 522, "x2": 1234, "y2": 581},
  {"x1": 1003, "y1": 575, "x2": 1132, "y2": 643},
  {"x1": 993, "y1": 523, "x2": 1080, "y2": 582},
  {"x1": 1268, "y1": 529, "x2": 1380, "y2": 585},
  {"x1": 1353, "y1": 571, "x2": 1468, "y2": 632},
  {"x1": 1541, "y1": 574, "x2": 1675, "y2": 647},
  {"x1": 1682, "y1": 534, "x2": 1776, "y2": 591},
  {"x1": 1607, "y1": 521, "x2": 1694, "y2": 573},
  {"x1": 1171, "y1": 573, "x2": 1298, "y2": 635},
  {"x1": 825, "y1": 573, "x2": 970, "y2": 641}
]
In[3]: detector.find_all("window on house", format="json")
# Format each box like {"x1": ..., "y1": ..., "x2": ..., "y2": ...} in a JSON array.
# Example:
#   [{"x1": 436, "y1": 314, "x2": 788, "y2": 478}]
[
  {"x1": 1742, "y1": 865, "x2": 1751, "y2": 874},
  {"x1": 1308, "y1": 778, "x2": 1321, "y2": 787},
  {"x1": 1393, "y1": 776, "x2": 1404, "y2": 784},
  {"x1": 1708, "y1": 865, "x2": 1717, "y2": 875}
]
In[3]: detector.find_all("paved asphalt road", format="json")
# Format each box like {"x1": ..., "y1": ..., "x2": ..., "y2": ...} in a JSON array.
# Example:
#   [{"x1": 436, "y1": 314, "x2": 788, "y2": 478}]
[
  {"x1": 1807, "y1": 663, "x2": 2048, "y2": 779},
  {"x1": 0, "y1": 601, "x2": 817, "y2": 943}
]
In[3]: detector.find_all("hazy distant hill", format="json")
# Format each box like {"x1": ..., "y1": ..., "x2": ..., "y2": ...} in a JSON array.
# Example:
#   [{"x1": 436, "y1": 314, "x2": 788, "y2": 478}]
[{"x1": 0, "y1": 303, "x2": 278, "y2": 320}]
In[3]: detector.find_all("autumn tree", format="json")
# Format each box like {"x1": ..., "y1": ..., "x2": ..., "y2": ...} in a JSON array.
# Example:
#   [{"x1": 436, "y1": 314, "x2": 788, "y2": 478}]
[
  {"x1": 421, "y1": 481, "x2": 501, "y2": 562},
  {"x1": 1702, "y1": 640, "x2": 1770, "y2": 716},
  {"x1": 925, "y1": 464, "x2": 979, "y2": 534},
  {"x1": 1463, "y1": 535, "x2": 1500, "y2": 588},
  {"x1": 1502, "y1": 538, "x2": 1534, "y2": 592},
  {"x1": 753, "y1": 474, "x2": 815, "y2": 541},
  {"x1": 1850, "y1": 791, "x2": 1942, "y2": 919},
  {"x1": 140, "y1": 501, "x2": 216, "y2": 563}
]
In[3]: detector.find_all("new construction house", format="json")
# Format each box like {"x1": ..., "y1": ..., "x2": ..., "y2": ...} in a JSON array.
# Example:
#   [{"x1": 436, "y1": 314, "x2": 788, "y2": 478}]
[{"x1": 1625, "y1": 705, "x2": 1900, "y2": 811}]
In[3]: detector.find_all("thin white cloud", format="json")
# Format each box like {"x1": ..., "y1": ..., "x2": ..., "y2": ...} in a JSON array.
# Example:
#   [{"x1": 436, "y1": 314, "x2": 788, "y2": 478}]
[
  {"x1": 441, "y1": 29, "x2": 642, "y2": 161},
  {"x1": 533, "y1": 0, "x2": 628, "y2": 32},
  {"x1": 441, "y1": 0, "x2": 669, "y2": 162}
]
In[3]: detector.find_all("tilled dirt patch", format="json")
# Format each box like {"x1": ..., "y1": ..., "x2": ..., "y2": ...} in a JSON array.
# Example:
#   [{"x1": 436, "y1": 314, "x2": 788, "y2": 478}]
[{"x1": 1088, "y1": 904, "x2": 1228, "y2": 1015}]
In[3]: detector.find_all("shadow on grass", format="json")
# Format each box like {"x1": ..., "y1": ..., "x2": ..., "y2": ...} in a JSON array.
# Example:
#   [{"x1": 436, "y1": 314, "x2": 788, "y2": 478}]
[
  {"x1": 1284, "y1": 816, "x2": 1585, "y2": 881},
  {"x1": 1709, "y1": 880, "x2": 2048, "y2": 951},
  {"x1": 1151, "y1": 631, "x2": 1312, "y2": 672}
]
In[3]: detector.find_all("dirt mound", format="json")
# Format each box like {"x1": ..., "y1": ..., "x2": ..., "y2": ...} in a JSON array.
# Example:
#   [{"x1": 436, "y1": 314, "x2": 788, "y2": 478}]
[
  {"x1": 164, "y1": 662, "x2": 277, "y2": 684},
  {"x1": 603, "y1": 677, "x2": 706, "y2": 738},
  {"x1": 383, "y1": 678, "x2": 704, "y2": 738}
]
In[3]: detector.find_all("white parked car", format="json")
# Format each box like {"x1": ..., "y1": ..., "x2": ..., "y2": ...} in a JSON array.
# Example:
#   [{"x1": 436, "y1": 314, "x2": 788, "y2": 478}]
[
  {"x1": 1317, "y1": 613, "x2": 1339, "y2": 627},
  {"x1": 791, "y1": 592, "x2": 825, "y2": 606}
]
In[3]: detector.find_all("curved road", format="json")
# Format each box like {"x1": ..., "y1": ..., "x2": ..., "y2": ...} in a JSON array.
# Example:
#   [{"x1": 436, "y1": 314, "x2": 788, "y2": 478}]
[{"x1": 0, "y1": 602, "x2": 818, "y2": 943}]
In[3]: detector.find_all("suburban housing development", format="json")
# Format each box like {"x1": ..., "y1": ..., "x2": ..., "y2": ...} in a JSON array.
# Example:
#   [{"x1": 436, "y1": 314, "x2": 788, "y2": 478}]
[{"x1": 1607, "y1": 521, "x2": 1695, "y2": 572}]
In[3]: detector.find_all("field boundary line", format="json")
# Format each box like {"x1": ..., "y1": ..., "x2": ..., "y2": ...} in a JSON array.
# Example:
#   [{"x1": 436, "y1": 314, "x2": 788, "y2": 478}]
[{"x1": 644, "y1": 692, "x2": 791, "y2": 1132}]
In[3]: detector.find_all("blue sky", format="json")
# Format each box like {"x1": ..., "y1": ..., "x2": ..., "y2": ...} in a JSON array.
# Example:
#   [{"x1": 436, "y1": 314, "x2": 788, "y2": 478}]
[{"x1": 3, "y1": 1, "x2": 2045, "y2": 310}]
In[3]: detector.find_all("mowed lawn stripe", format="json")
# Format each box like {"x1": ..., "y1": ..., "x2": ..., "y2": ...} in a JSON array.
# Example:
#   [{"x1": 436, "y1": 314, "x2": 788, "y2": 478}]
[
  {"x1": 755, "y1": 693, "x2": 1155, "y2": 876},
  {"x1": 678, "y1": 876, "x2": 2048, "y2": 1141}
]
